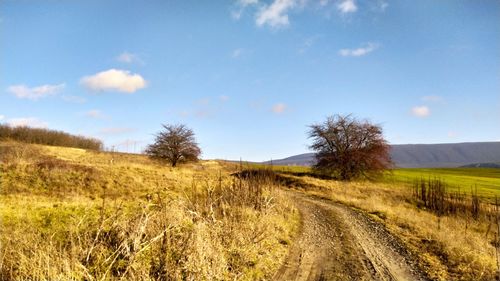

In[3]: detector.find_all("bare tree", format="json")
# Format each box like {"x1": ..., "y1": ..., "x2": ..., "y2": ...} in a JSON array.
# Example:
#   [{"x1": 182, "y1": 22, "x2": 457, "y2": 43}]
[
  {"x1": 145, "y1": 124, "x2": 201, "y2": 167},
  {"x1": 308, "y1": 114, "x2": 392, "y2": 180}
]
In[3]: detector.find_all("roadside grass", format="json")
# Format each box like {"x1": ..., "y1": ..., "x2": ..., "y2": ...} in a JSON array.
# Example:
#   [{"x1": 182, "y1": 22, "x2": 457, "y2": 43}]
[
  {"x1": 279, "y1": 173, "x2": 498, "y2": 280},
  {"x1": 0, "y1": 142, "x2": 299, "y2": 280},
  {"x1": 237, "y1": 162, "x2": 312, "y2": 175}
]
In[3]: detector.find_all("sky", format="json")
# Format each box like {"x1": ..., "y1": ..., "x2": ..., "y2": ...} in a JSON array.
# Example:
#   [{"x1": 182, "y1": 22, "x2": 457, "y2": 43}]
[{"x1": 1, "y1": 0, "x2": 499, "y2": 161}]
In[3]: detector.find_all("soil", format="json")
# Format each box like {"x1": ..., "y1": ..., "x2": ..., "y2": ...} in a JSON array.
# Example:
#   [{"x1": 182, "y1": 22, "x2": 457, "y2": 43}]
[{"x1": 275, "y1": 190, "x2": 429, "y2": 281}]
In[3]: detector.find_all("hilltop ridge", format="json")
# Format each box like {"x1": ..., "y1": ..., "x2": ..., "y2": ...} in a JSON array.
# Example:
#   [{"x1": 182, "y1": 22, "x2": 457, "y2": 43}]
[{"x1": 264, "y1": 142, "x2": 500, "y2": 168}]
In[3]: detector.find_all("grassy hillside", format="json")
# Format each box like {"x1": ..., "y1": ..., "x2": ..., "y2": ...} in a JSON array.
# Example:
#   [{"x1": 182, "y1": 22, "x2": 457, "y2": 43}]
[{"x1": 0, "y1": 142, "x2": 299, "y2": 280}]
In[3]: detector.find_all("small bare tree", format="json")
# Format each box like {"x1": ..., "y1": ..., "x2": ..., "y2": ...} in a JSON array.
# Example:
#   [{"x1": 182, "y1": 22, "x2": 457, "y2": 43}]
[
  {"x1": 308, "y1": 114, "x2": 392, "y2": 180},
  {"x1": 145, "y1": 124, "x2": 201, "y2": 167}
]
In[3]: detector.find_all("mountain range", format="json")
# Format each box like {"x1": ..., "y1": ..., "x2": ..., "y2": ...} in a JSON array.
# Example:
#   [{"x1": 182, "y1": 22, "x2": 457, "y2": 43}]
[{"x1": 265, "y1": 142, "x2": 500, "y2": 168}]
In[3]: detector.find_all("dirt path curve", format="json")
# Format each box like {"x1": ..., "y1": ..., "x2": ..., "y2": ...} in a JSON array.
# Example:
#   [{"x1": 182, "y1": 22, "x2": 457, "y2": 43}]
[{"x1": 274, "y1": 190, "x2": 428, "y2": 281}]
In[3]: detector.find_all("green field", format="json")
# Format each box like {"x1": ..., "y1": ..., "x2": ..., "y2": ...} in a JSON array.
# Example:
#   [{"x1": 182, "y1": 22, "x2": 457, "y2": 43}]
[
  {"x1": 240, "y1": 162, "x2": 500, "y2": 199},
  {"x1": 386, "y1": 168, "x2": 500, "y2": 199}
]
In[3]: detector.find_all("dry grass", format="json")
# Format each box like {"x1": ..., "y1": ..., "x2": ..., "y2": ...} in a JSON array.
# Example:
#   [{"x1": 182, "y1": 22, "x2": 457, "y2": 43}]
[
  {"x1": 283, "y1": 173, "x2": 497, "y2": 280},
  {"x1": 0, "y1": 142, "x2": 299, "y2": 280}
]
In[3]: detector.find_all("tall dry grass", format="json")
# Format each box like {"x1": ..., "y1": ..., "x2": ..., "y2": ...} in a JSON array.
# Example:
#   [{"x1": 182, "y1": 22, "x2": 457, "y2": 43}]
[
  {"x1": 281, "y1": 173, "x2": 498, "y2": 280},
  {"x1": 0, "y1": 143, "x2": 298, "y2": 280}
]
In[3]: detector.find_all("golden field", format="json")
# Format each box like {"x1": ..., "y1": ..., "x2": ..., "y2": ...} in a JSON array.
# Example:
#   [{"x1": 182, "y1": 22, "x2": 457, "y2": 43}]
[{"x1": 0, "y1": 142, "x2": 299, "y2": 280}]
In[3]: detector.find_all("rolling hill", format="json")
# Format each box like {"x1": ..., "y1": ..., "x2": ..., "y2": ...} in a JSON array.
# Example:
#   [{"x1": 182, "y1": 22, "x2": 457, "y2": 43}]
[{"x1": 265, "y1": 142, "x2": 500, "y2": 168}]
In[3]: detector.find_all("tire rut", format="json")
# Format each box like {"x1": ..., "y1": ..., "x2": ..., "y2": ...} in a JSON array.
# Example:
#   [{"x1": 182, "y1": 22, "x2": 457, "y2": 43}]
[{"x1": 274, "y1": 190, "x2": 428, "y2": 281}]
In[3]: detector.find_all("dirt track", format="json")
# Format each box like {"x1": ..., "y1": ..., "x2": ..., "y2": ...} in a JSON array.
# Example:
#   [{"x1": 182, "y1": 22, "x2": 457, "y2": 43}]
[{"x1": 275, "y1": 190, "x2": 428, "y2": 281}]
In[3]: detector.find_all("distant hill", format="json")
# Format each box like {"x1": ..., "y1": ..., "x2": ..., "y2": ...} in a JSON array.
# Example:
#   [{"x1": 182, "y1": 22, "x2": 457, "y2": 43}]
[
  {"x1": 460, "y1": 163, "x2": 500, "y2": 168},
  {"x1": 264, "y1": 142, "x2": 500, "y2": 168}
]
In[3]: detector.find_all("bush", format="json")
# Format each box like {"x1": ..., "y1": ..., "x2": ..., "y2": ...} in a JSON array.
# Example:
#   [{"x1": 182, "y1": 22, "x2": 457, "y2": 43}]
[{"x1": 0, "y1": 124, "x2": 102, "y2": 150}]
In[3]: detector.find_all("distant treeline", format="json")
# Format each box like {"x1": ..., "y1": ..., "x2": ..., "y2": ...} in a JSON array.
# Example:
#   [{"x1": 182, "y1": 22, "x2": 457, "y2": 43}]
[{"x1": 0, "y1": 124, "x2": 103, "y2": 150}]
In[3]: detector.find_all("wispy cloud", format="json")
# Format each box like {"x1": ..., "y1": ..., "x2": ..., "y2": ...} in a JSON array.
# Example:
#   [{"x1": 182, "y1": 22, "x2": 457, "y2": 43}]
[
  {"x1": 447, "y1": 131, "x2": 457, "y2": 138},
  {"x1": 337, "y1": 0, "x2": 357, "y2": 14},
  {"x1": 272, "y1": 103, "x2": 287, "y2": 114},
  {"x1": 378, "y1": 0, "x2": 388, "y2": 11},
  {"x1": 62, "y1": 95, "x2": 86, "y2": 104},
  {"x1": 99, "y1": 127, "x2": 135, "y2": 135},
  {"x1": 178, "y1": 96, "x2": 230, "y2": 119},
  {"x1": 256, "y1": 0, "x2": 295, "y2": 28},
  {"x1": 196, "y1": 98, "x2": 210, "y2": 106},
  {"x1": 6, "y1": 117, "x2": 48, "y2": 128},
  {"x1": 116, "y1": 52, "x2": 144, "y2": 64},
  {"x1": 7, "y1": 83, "x2": 65, "y2": 100},
  {"x1": 421, "y1": 95, "x2": 444, "y2": 103},
  {"x1": 299, "y1": 35, "x2": 321, "y2": 53},
  {"x1": 411, "y1": 106, "x2": 430, "y2": 118},
  {"x1": 0, "y1": 115, "x2": 5, "y2": 121},
  {"x1": 319, "y1": 0, "x2": 329, "y2": 6},
  {"x1": 339, "y1": 42, "x2": 379, "y2": 57},
  {"x1": 240, "y1": 0, "x2": 258, "y2": 5},
  {"x1": 232, "y1": 0, "x2": 259, "y2": 20},
  {"x1": 80, "y1": 69, "x2": 147, "y2": 93},
  {"x1": 231, "y1": 48, "x2": 245, "y2": 58},
  {"x1": 84, "y1": 109, "x2": 105, "y2": 119}
]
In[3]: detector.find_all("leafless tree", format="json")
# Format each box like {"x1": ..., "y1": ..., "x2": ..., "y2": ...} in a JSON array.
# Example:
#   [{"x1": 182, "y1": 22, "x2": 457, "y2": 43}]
[
  {"x1": 145, "y1": 124, "x2": 201, "y2": 167},
  {"x1": 308, "y1": 114, "x2": 392, "y2": 180}
]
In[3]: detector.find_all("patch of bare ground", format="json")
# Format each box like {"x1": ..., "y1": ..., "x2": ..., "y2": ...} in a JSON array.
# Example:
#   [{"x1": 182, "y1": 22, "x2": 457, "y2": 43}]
[{"x1": 275, "y1": 190, "x2": 428, "y2": 281}]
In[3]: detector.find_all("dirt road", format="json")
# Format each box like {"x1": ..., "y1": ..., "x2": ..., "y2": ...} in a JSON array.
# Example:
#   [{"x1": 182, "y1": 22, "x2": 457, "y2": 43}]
[{"x1": 275, "y1": 191, "x2": 428, "y2": 281}]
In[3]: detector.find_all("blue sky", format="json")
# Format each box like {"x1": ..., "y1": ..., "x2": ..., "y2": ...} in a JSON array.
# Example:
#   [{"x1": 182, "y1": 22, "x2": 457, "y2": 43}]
[{"x1": 1, "y1": 0, "x2": 499, "y2": 161}]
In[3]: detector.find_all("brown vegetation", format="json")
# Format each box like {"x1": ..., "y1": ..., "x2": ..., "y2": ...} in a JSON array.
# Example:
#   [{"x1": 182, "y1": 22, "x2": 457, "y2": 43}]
[
  {"x1": 145, "y1": 124, "x2": 201, "y2": 167},
  {"x1": 272, "y1": 171, "x2": 498, "y2": 280},
  {"x1": 308, "y1": 114, "x2": 392, "y2": 180},
  {"x1": 0, "y1": 124, "x2": 102, "y2": 150},
  {"x1": 0, "y1": 142, "x2": 298, "y2": 280}
]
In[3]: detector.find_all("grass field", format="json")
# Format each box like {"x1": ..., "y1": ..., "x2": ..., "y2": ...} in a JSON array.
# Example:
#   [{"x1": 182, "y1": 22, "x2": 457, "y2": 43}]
[
  {"x1": 252, "y1": 163, "x2": 500, "y2": 199},
  {"x1": 386, "y1": 168, "x2": 500, "y2": 199},
  {"x1": 2, "y1": 142, "x2": 499, "y2": 280},
  {"x1": 0, "y1": 142, "x2": 299, "y2": 280},
  {"x1": 279, "y1": 173, "x2": 499, "y2": 280}
]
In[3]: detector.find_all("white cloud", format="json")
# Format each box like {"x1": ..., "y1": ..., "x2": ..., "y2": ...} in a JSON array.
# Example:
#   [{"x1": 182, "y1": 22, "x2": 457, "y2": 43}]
[
  {"x1": 337, "y1": 0, "x2": 357, "y2": 14},
  {"x1": 447, "y1": 131, "x2": 457, "y2": 138},
  {"x1": 7, "y1": 83, "x2": 65, "y2": 100},
  {"x1": 80, "y1": 69, "x2": 147, "y2": 93},
  {"x1": 272, "y1": 103, "x2": 287, "y2": 114},
  {"x1": 411, "y1": 106, "x2": 430, "y2": 118},
  {"x1": 7, "y1": 117, "x2": 48, "y2": 128},
  {"x1": 240, "y1": 0, "x2": 258, "y2": 5},
  {"x1": 0, "y1": 115, "x2": 4, "y2": 121},
  {"x1": 339, "y1": 42, "x2": 379, "y2": 57},
  {"x1": 256, "y1": 0, "x2": 295, "y2": 28},
  {"x1": 99, "y1": 127, "x2": 135, "y2": 135},
  {"x1": 116, "y1": 52, "x2": 143, "y2": 64},
  {"x1": 84, "y1": 110, "x2": 104, "y2": 119}
]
